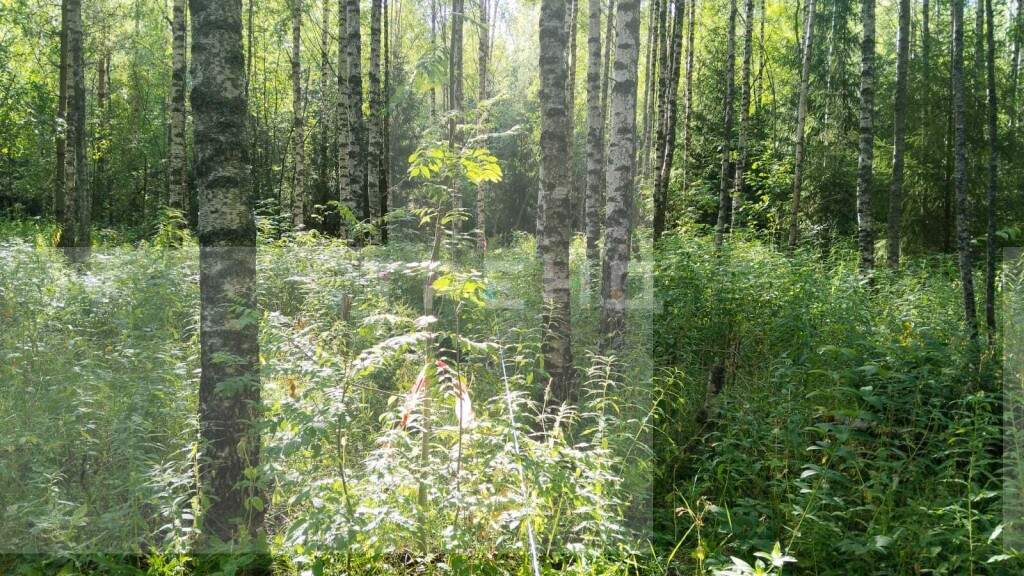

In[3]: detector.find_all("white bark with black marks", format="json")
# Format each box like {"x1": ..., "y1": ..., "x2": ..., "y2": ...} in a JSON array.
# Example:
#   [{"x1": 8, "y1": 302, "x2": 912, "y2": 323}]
[
  {"x1": 585, "y1": 0, "x2": 605, "y2": 259},
  {"x1": 714, "y1": 0, "x2": 737, "y2": 249},
  {"x1": 887, "y1": 0, "x2": 909, "y2": 270},
  {"x1": 189, "y1": 0, "x2": 263, "y2": 545},
  {"x1": 856, "y1": 0, "x2": 876, "y2": 275},
  {"x1": 539, "y1": 0, "x2": 575, "y2": 402},
  {"x1": 984, "y1": 0, "x2": 998, "y2": 339},
  {"x1": 952, "y1": 0, "x2": 978, "y2": 339},
  {"x1": 346, "y1": 0, "x2": 368, "y2": 220},
  {"x1": 368, "y1": 0, "x2": 385, "y2": 231},
  {"x1": 58, "y1": 0, "x2": 89, "y2": 262},
  {"x1": 601, "y1": 0, "x2": 640, "y2": 352},
  {"x1": 292, "y1": 0, "x2": 306, "y2": 229},
  {"x1": 169, "y1": 0, "x2": 189, "y2": 216},
  {"x1": 787, "y1": 0, "x2": 815, "y2": 249},
  {"x1": 732, "y1": 0, "x2": 753, "y2": 230},
  {"x1": 653, "y1": 0, "x2": 685, "y2": 241}
]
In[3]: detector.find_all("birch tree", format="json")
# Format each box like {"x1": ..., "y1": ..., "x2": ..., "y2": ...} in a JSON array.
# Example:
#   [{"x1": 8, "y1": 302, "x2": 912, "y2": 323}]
[
  {"x1": 681, "y1": 0, "x2": 695, "y2": 196},
  {"x1": 714, "y1": 0, "x2": 737, "y2": 249},
  {"x1": 189, "y1": 0, "x2": 264, "y2": 545},
  {"x1": 450, "y1": 0, "x2": 465, "y2": 222},
  {"x1": 169, "y1": 0, "x2": 188, "y2": 217},
  {"x1": 476, "y1": 0, "x2": 492, "y2": 254},
  {"x1": 602, "y1": 0, "x2": 641, "y2": 351},
  {"x1": 368, "y1": 0, "x2": 385, "y2": 231},
  {"x1": 57, "y1": 0, "x2": 88, "y2": 262},
  {"x1": 337, "y1": 0, "x2": 353, "y2": 228},
  {"x1": 585, "y1": 0, "x2": 605, "y2": 260},
  {"x1": 539, "y1": 0, "x2": 574, "y2": 402},
  {"x1": 291, "y1": 0, "x2": 306, "y2": 229},
  {"x1": 788, "y1": 0, "x2": 816, "y2": 249},
  {"x1": 984, "y1": 0, "x2": 998, "y2": 339},
  {"x1": 653, "y1": 0, "x2": 685, "y2": 241},
  {"x1": 856, "y1": 0, "x2": 876, "y2": 274},
  {"x1": 731, "y1": 0, "x2": 753, "y2": 229},
  {"x1": 886, "y1": 0, "x2": 909, "y2": 270},
  {"x1": 346, "y1": 0, "x2": 367, "y2": 220},
  {"x1": 951, "y1": 0, "x2": 978, "y2": 339}
]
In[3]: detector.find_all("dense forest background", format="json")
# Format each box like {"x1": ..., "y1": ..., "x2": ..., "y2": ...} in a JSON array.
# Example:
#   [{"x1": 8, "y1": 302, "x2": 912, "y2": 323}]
[{"x1": 0, "y1": 0, "x2": 1023, "y2": 574}]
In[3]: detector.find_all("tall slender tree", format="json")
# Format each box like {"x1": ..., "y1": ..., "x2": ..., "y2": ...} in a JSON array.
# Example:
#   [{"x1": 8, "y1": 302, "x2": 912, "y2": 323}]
[
  {"x1": 95, "y1": 51, "x2": 111, "y2": 222},
  {"x1": 856, "y1": 0, "x2": 876, "y2": 274},
  {"x1": 337, "y1": 0, "x2": 353, "y2": 228},
  {"x1": 381, "y1": 0, "x2": 391, "y2": 243},
  {"x1": 368, "y1": 0, "x2": 385, "y2": 231},
  {"x1": 585, "y1": 0, "x2": 605, "y2": 260},
  {"x1": 291, "y1": 0, "x2": 306, "y2": 229},
  {"x1": 601, "y1": 0, "x2": 616, "y2": 196},
  {"x1": 57, "y1": 0, "x2": 88, "y2": 262},
  {"x1": 539, "y1": 0, "x2": 574, "y2": 402},
  {"x1": 475, "y1": 0, "x2": 492, "y2": 254},
  {"x1": 450, "y1": 0, "x2": 465, "y2": 235},
  {"x1": 731, "y1": 0, "x2": 753, "y2": 229},
  {"x1": 681, "y1": 0, "x2": 695, "y2": 196},
  {"x1": 1012, "y1": 0, "x2": 1022, "y2": 133},
  {"x1": 169, "y1": 0, "x2": 189, "y2": 216},
  {"x1": 189, "y1": 0, "x2": 264, "y2": 546},
  {"x1": 346, "y1": 0, "x2": 368, "y2": 220},
  {"x1": 714, "y1": 0, "x2": 737, "y2": 249},
  {"x1": 566, "y1": 0, "x2": 580, "y2": 229},
  {"x1": 602, "y1": 0, "x2": 641, "y2": 351},
  {"x1": 54, "y1": 6, "x2": 68, "y2": 223},
  {"x1": 887, "y1": 0, "x2": 910, "y2": 270},
  {"x1": 653, "y1": 0, "x2": 684, "y2": 241},
  {"x1": 316, "y1": 0, "x2": 333, "y2": 218},
  {"x1": 951, "y1": 0, "x2": 978, "y2": 339},
  {"x1": 640, "y1": 0, "x2": 665, "y2": 181},
  {"x1": 788, "y1": 0, "x2": 816, "y2": 249},
  {"x1": 984, "y1": 0, "x2": 998, "y2": 339}
]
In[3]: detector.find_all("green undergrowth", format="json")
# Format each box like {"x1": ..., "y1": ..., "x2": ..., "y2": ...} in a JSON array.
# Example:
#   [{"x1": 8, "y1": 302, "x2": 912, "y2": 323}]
[
  {"x1": 655, "y1": 231, "x2": 1020, "y2": 575},
  {"x1": 0, "y1": 219, "x2": 655, "y2": 575}
]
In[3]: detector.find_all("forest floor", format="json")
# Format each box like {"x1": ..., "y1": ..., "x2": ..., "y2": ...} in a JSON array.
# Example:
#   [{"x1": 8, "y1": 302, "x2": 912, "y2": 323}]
[
  {"x1": 2, "y1": 219, "x2": 1024, "y2": 574},
  {"x1": 655, "y1": 232, "x2": 1024, "y2": 575},
  {"x1": 0, "y1": 218, "x2": 654, "y2": 575}
]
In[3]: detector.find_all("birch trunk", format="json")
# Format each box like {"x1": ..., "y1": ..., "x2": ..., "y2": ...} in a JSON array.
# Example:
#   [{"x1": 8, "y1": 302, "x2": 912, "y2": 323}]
[
  {"x1": 337, "y1": 0, "x2": 353, "y2": 229},
  {"x1": 539, "y1": 0, "x2": 575, "y2": 402},
  {"x1": 653, "y1": 0, "x2": 684, "y2": 241},
  {"x1": 169, "y1": 0, "x2": 189, "y2": 216},
  {"x1": 856, "y1": 0, "x2": 876, "y2": 275},
  {"x1": 58, "y1": 0, "x2": 88, "y2": 262},
  {"x1": 189, "y1": 0, "x2": 264, "y2": 546},
  {"x1": 585, "y1": 0, "x2": 605, "y2": 259},
  {"x1": 787, "y1": 0, "x2": 816, "y2": 250},
  {"x1": 291, "y1": 0, "x2": 306, "y2": 229},
  {"x1": 601, "y1": 0, "x2": 641, "y2": 352},
  {"x1": 346, "y1": 0, "x2": 368, "y2": 220},
  {"x1": 476, "y1": 0, "x2": 491, "y2": 254},
  {"x1": 316, "y1": 0, "x2": 333, "y2": 218},
  {"x1": 54, "y1": 7, "x2": 67, "y2": 222},
  {"x1": 681, "y1": 0, "x2": 695, "y2": 197},
  {"x1": 984, "y1": 0, "x2": 998, "y2": 339},
  {"x1": 601, "y1": 0, "x2": 616, "y2": 198},
  {"x1": 731, "y1": 0, "x2": 753, "y2": 229},
  {"x1": 887, "y1": 0, "x2": 910, "y2": 270},
  {"x1": 368, "y1": 0, "x2": 384, "y2": 230},
  {"x1": 639, "y1": 0, "x2": 663, "y2": 181},
  {"x1": 714, "y1": 0, "x2": 737, "y2": 249},
  {"x1": 952, "y1": 0, "x2": 978, "y2": 339}
]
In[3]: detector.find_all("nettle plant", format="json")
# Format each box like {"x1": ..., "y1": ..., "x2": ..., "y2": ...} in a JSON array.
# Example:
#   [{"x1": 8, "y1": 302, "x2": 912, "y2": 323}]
[{"x1": 258, "y1": 240, "x2": 641, "y2": 568}]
